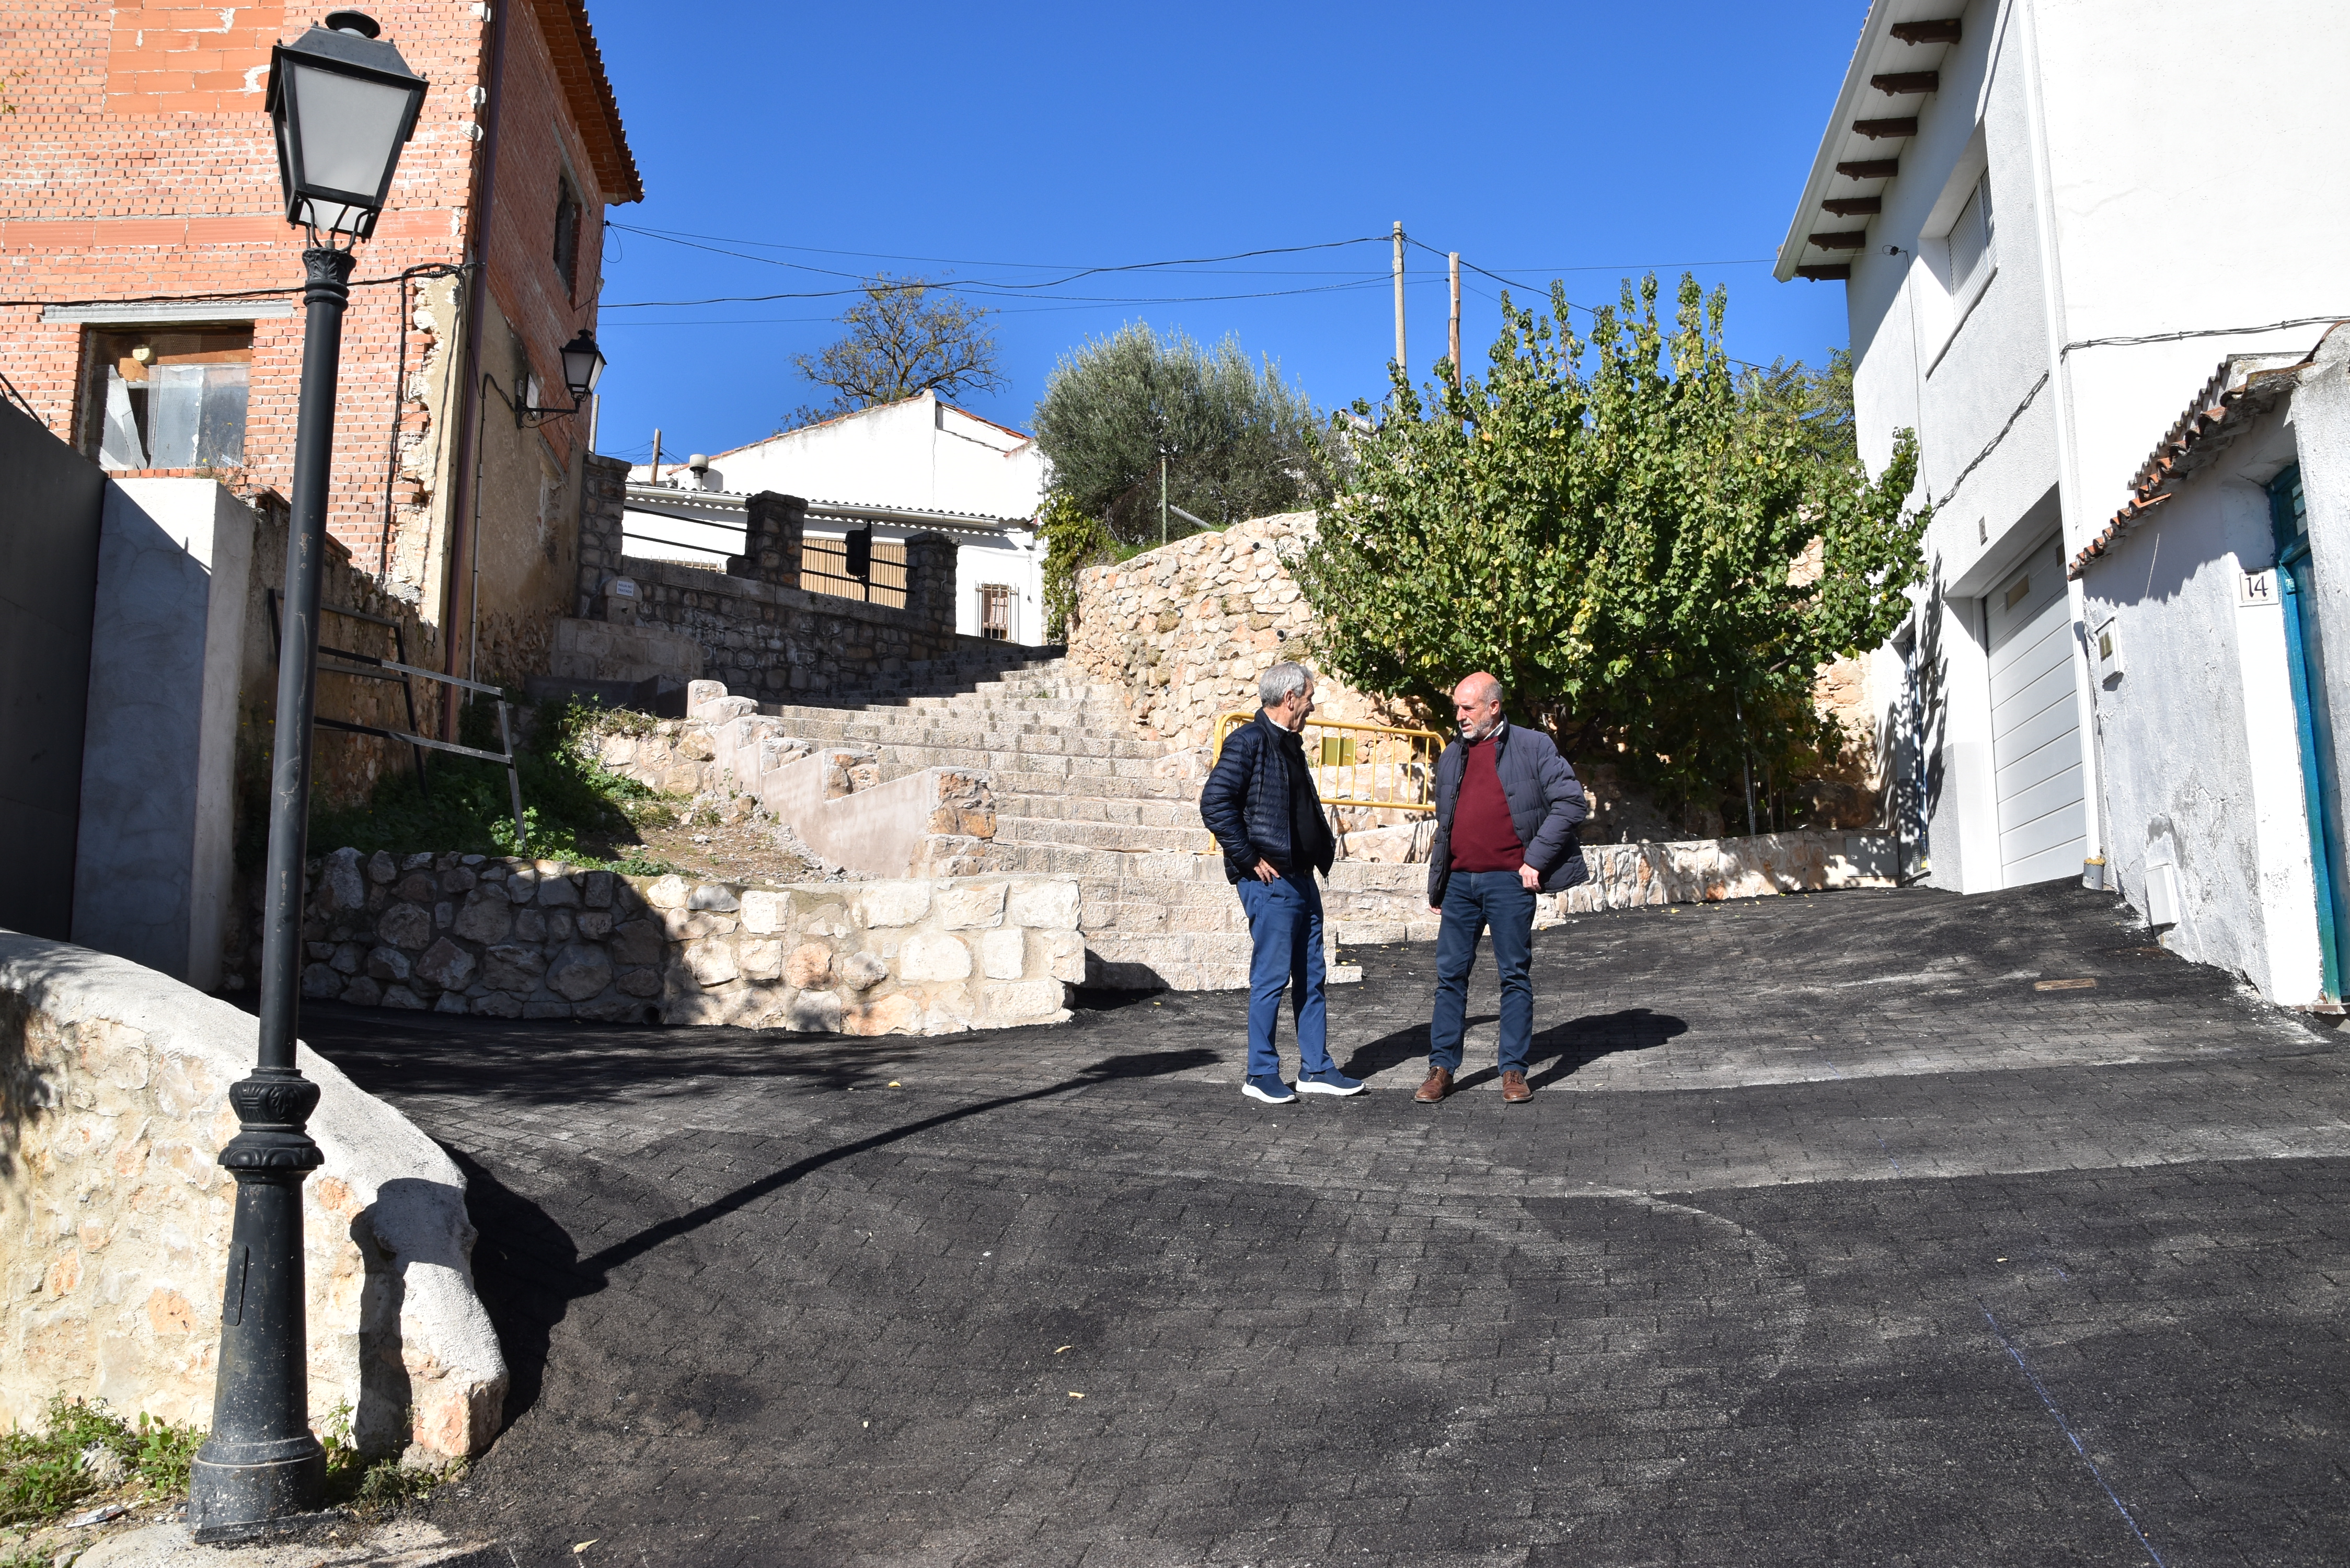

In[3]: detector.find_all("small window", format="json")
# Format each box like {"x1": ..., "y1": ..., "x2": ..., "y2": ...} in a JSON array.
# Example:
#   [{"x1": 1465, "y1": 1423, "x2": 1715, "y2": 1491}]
[
  {"x1": 980, "y1": 583, "x2": 1013, "y2": 640},
  {"x1": 78, "y1": 326, "x2": 253, "y2": 470},
  {"x1": 1946, "y1": 170, "x2": 1994, "y2": 295},
  {"x1": 552, "y1": 176, "x2": 582, "y2": 297}
]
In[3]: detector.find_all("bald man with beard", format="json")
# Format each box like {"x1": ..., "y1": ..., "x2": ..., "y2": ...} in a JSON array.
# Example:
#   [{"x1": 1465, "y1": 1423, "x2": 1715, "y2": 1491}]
[{"x1": 1417, "y1": 673, "x2": 1589, "y2": 1104}]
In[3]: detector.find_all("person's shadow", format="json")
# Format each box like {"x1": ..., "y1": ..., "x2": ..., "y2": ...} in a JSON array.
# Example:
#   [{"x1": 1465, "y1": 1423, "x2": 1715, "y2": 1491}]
[{"x1": 1338, "y1": 1008, "x2": 1688, "y2": 1090}]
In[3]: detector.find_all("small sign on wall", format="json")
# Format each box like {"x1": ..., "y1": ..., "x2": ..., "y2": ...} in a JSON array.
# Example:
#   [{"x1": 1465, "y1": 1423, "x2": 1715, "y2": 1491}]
[
  {"x1": 2240, "y1": 567, "x2": 2279, "y2": 607},
  {"x1": 2092, "y1": 616, "x2": 2124, "y2": 685}
]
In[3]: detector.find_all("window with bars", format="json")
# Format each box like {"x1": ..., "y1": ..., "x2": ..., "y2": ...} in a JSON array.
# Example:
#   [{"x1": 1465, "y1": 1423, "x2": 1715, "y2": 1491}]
[
  {"x1": 980, "y1": 583, "x2": 1012, "y2": 640},
  {"x1": 78, "y1": 326, "x2": 253, "y2": 471}
]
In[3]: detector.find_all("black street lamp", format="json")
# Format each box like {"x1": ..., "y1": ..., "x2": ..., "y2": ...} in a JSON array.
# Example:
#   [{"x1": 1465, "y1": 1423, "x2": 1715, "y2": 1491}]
[
  {"x1": 190, "y1": 10, "x2": 427, "y2": 1541},
  {"x1": 515, "y1": 328, "x2": 607, "y2": 424}
]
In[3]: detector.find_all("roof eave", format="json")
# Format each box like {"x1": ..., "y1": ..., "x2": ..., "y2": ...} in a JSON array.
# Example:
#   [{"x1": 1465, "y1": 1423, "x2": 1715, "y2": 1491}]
[{"x1": 1775, "y1": 1, "x2": 1899, "y2": 282}]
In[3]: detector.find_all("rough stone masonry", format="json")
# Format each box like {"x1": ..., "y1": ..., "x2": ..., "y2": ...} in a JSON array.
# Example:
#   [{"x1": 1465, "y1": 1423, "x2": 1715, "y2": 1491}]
[{"x1": 286, "y1": 848, "x2": 1082, "y2": 1036}]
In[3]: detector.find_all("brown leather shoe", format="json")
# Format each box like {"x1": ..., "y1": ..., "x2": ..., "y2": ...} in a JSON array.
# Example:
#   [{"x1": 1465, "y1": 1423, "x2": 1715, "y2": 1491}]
[
  {"x1": 1414, "y1": 1066, "x2": 1453, "y2": 1103},
  {"x1": 1501, "y1": 1070, "x2": 1533, "y2": 1103}
]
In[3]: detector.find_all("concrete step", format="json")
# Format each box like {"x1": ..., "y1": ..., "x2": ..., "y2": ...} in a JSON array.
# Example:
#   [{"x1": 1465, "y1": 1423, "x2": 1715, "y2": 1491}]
[{"x1": 994, "y1": 815, "x2": 1217, "y2": 856}]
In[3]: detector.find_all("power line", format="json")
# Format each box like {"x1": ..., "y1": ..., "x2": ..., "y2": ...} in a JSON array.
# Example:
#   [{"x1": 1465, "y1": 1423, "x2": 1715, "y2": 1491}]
[{"x1": 607, "y1": 223, "x2": 1389, "y2": 293}]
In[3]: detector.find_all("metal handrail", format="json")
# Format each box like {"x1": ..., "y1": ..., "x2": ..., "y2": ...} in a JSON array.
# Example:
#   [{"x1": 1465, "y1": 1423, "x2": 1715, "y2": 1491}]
[{"x1": 1212, "y1": 711, "x2": 1444, "y2": 815}]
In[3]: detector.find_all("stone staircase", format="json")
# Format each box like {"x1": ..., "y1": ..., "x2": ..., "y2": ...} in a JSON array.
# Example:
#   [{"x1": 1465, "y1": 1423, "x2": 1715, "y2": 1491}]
[{"x1": 750, "y1": 651, "x2": 1419, "y2": 990}]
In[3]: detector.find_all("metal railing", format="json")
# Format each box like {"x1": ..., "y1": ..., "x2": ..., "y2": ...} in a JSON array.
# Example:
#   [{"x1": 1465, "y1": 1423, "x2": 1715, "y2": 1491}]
[
  {"x1": 1212, "y1": 711, "x2": 1444, "y2": 815},
  {"x1": 800, "y1": 534, "x2": 908, "y2": 607}
]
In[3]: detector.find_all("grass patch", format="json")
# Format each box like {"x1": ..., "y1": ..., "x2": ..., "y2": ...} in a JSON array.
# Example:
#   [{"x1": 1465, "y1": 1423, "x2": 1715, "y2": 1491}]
[
  {"x1": 309, "y1": 695, "x2": 680, "y2": 873},
  {"x1": 0, "y1": 1398, "x2": 201, "y2": 1530}
]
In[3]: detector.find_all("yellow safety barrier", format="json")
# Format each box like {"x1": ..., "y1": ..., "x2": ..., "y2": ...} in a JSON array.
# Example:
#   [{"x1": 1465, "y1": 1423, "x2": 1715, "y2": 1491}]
[{"x1": 1211, "y1": 711, "x2": 1445, "y2": 815}]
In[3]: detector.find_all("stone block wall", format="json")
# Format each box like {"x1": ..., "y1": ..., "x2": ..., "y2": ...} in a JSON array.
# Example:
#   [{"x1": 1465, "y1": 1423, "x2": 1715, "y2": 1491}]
[
  {"x1": 1066, "y1": 511, "x2": 1413, "y2": 748},
  {"x1": 286, "y1": 848, "x2": 1080, "y2": 1035},
  {"x1": 616, "y1": 556, "x2": 1037, "y2": 705},
  {"x1": 572, "y1": 452, "x2": 631, "y2": 617},
  {"x1": 0, "y1": 933, "x2": 505, "y2": 1461}
]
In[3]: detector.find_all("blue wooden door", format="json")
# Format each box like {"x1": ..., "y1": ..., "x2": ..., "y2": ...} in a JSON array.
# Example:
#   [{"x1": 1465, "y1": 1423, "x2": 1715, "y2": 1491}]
[{"x1": 2273, "y1": 464, "x2": 2348, "y2": 1000}]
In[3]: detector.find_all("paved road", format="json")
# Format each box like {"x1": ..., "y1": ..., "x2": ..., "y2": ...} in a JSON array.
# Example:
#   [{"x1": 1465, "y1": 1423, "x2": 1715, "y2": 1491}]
[{"x1": 305, "y1": 883, "x2": 2350, "y2": 1567}]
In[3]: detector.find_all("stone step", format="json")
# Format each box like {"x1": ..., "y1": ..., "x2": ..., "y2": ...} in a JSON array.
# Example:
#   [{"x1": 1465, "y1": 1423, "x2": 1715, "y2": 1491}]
[
  {"x1": 987, "y1": 769, "x2": 1199, "y2": 803},
  {"x1": 869, "y1": 745, "x2": 1173, "y2": 780},
  {"x1": 757, "y1": 719, "x2": 1170, "y2": 761},
  {"x1": 994, "y1": 815, "x2": 1217, "y2": 856},
  {"x1": 993, "y1": 792, "x2": 1204, "y2": 828},
  {"x1": 983, "y1": 841, "x2": 1229, "y2": 881}
]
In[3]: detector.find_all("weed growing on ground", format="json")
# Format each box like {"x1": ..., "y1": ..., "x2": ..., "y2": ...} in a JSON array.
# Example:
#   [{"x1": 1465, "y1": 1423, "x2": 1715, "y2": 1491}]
[
  {"x1": 314, "y1": 1403, "x2": 460, "y2": 1518},
  {"x1": 0, "y1": 1398, "x2": 201, "y2": 1529},
  {"x1": 308, "y1": 696, "x2": 677, "y2": 871}
]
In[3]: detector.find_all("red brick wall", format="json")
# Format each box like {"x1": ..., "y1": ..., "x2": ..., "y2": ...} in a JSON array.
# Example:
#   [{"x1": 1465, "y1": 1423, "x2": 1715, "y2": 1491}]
[{"x1": 0, "y1": 0, "x2": 625, "y2": 598}]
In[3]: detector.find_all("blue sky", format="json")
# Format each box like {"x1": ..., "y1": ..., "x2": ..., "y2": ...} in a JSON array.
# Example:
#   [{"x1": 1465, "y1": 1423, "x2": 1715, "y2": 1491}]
[{"x1": 585, "y1": 1, "x2": 1868, "y2": 465}]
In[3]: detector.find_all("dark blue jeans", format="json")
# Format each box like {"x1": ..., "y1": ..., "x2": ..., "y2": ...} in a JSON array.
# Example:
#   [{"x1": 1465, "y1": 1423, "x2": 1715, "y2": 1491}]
[
  {"x1": 1429, "y1": 870, "x2": 1537, "y2": 1075},
  {"x1": 1235, "y1": 870, "x2": 1333, "y2": 1081}
]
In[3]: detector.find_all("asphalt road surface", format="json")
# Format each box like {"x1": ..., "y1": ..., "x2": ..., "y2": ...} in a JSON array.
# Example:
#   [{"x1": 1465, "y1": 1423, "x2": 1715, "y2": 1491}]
[{"x1": 305, "y1": 881, "x2": 2350, "y2": 1567}]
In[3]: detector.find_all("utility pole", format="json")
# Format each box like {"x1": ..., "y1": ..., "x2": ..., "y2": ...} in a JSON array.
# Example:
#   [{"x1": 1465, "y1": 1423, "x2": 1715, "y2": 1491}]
[
  {"x1": 648, "y1": 426, "x2": 662, "y2": 486},
  {"x1": 1391, "y1": 221, "x2": 1406, "y2": 373},
  {"x1": 1448, "y1": 251, "x2": 1462, "y2": 387},
  {"x1": 1159, "y1": 452, "x2": 1169, "y2": 547}
]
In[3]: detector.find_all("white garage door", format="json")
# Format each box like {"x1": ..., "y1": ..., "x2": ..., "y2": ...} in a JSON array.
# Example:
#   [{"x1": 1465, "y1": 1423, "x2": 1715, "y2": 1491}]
[{"x1": 1986, "y1": 536, "x2": 2088, "y2": 886}]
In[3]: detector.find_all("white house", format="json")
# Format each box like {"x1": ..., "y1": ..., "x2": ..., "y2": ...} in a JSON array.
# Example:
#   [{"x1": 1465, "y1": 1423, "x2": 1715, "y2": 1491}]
[
  {"x1": 2064, "y1": 329, "x2": 2350, "y2": 1006},
  {"x1": 623, "y1": 392, "x2": 1050, "y2": 643},
  {"x1": 1775, "y1": 0, "x2": 2350, "y2": 904}
]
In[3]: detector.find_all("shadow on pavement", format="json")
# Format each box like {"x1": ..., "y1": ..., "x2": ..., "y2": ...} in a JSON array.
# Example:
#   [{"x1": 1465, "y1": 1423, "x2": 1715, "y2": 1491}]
[
  {"x1": 1339, "y1": 1007, "x2": 1688, "y2": 1088},
  {"x1": 448, "y1": 1045, "x2": 1217, "y2": 1428}
]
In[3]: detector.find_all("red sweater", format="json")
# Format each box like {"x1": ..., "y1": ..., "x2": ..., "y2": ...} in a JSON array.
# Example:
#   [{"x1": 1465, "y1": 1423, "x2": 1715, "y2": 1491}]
[{"x1": 1449, "y1": 735, "x2": 1525, "y2": 872}]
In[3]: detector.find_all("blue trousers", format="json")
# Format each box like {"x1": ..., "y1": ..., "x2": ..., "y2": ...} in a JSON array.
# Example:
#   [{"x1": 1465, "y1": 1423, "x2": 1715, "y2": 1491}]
[
  {"x1": 1235, "y1": 871, "x2": 1333, "y2": 1081},
  {"x1": 1428, "y1": 870, "x2": 1537, "y2": 1075}
]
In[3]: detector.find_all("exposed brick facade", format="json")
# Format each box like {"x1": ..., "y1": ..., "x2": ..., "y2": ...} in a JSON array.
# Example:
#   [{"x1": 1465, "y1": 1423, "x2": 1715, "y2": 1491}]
[{"x1": 0, "y1": 0, "x2": 640, "y2": 694}]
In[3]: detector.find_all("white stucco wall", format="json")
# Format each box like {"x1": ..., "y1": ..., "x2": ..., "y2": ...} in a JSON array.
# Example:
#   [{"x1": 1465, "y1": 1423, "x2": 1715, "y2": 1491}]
[
  {"x1": 648, "y1": 393, "x2": 1047, "y2": 523},
  {"x1": 1824, "y1": 0, "x2": 2350, "y2": 895},
  {"x1": 622, "y1": 393, "x2": 1050, "y2": 641},
  {"x1": 2076, "y1": 407, "x2": 2316, "y2": 1001}
]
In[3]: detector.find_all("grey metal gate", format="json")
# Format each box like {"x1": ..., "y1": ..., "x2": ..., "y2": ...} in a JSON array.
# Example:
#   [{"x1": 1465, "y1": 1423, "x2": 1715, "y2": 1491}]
[{"x1": 0, "y1": 400, "x2": 106, "y2": 939}]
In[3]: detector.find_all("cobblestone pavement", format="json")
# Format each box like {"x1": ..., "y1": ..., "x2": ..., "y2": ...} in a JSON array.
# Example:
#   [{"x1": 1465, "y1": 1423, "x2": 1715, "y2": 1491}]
[{"x1": 302, "y1": 882, "x2": 2350, "y2": 1567}]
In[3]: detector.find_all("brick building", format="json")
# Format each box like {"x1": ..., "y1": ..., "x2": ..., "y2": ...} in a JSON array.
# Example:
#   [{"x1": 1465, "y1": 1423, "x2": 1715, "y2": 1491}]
[{"x1": 0, "y1": 0, "x2": 640, "y2": 696}]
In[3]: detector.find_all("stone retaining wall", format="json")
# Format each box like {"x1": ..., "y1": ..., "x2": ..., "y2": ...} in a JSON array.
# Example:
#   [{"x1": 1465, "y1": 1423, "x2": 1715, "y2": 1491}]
[
  {"x1": 1321, "y1": 829, "x2": 1900, "y2": 944},
  {"x1": 0, "y1": 932, "x2": 505, "y2": 1460},
  {"x1": 292, "y1": 849, "x2": 1079, "y2": 1035},
  {"x1": 1067, "y1": 512, "x2": 1413, "y2": 748}
]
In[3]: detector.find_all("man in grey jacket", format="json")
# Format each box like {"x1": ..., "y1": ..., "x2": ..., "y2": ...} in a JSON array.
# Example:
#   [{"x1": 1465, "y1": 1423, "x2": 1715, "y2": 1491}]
[{"x1": 1418, "y1": 672, "x2": 1588, "y2": 1104}]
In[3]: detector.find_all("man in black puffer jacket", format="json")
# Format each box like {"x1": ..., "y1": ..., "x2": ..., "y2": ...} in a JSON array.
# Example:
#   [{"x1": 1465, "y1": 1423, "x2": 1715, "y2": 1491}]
[{"x1": 1199, "y1": 661, "x2": 1362, "y2": 1104}]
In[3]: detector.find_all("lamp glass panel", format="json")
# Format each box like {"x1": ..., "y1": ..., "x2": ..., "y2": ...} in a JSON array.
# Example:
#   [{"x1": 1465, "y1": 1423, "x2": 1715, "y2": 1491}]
[
  {"x1": 561, "y1": 340, "x2": 604, "y2": 396},
  {"x1": 288, "y1": 62, "x2": 413, "y2": 212}
]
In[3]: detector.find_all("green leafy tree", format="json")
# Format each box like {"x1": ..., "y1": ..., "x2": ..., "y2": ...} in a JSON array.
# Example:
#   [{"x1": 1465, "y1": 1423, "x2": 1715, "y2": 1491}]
[
  {"x1": 787, "y1": 274, "x2": 1005, "y2": 426},
  {"x1": 1033, "y1": 324, "x2": 1324, "y2": 544},
  {"x1": 1296, "y1": 274, "x2": 1927, "y2": 820}
]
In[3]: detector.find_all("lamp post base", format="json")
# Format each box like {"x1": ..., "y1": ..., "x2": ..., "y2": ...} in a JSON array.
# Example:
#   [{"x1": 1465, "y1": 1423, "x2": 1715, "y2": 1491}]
[{"x1": 188, "y1": 1440, "x2": 329, "y2": 1542}]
